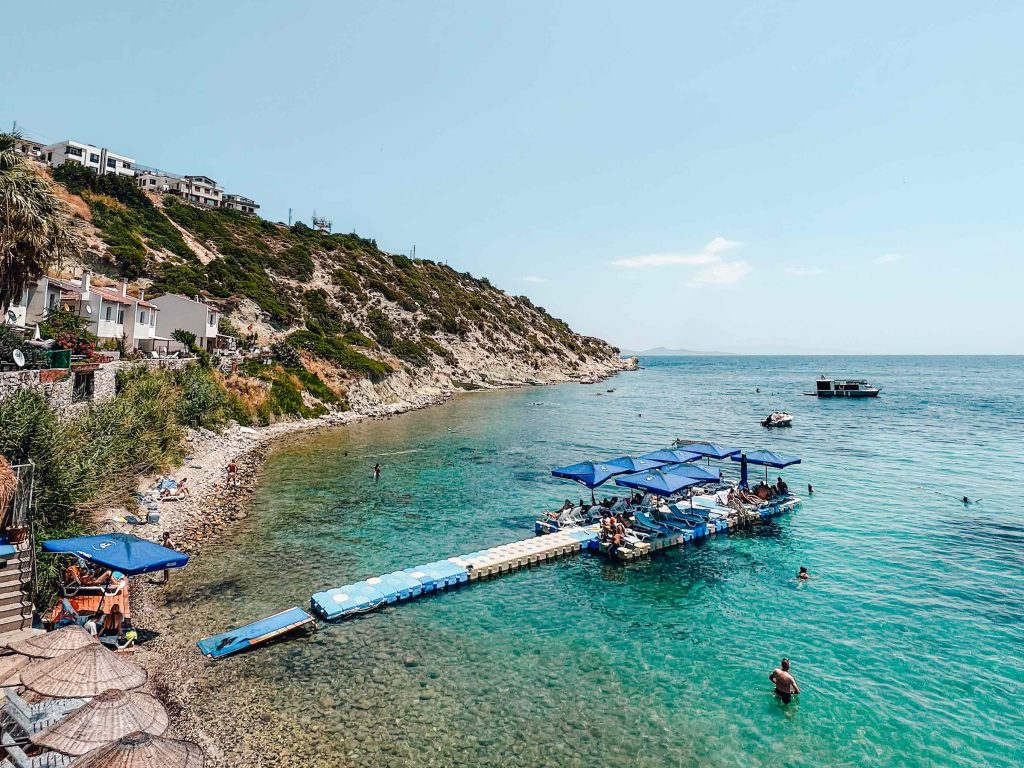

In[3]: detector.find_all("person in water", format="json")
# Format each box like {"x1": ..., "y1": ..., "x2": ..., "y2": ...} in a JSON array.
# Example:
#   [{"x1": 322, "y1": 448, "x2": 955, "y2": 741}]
[
  {"x1": 798, "y1": 566, "x2": 810, "y2": 580},
  {"x1": 769, "y1": 658, "x2": 800, "y2": 703},
  {"x1": 807, "y1": 483, "x2": 814, "y2": 496},
  {"x1": 373, "y1": 463, "x2": 381, "y2": 481}
]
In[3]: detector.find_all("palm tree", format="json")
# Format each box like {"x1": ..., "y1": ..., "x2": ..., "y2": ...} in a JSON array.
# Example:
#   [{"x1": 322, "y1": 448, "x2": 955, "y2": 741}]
[{"x1": 0, "y1": 132, "x2": 81, "y2": 308}]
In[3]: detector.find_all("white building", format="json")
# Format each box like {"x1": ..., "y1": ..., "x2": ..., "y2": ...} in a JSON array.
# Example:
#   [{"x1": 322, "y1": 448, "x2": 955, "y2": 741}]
[
  {"x1": 179, "y1": 175, "x2": 223, "y2": 207},
  {"x1": 221, "y1": 193, "x2": 260, "y2": 215},
  {"x1": 22, "y1": 271, "x2": 160, "y2": 350},
  {"x1": 41, "y1": 140, "x2": 135, "y2": 177},
  {"x1": 12, "y1": 137, "x2": 45, "y2": 160},
  {"x1": 135, "y1": 170, "x2": 181, "y2": 194},
  {"x1": 2, "y1": 288, "x2": 30, "y2": 327},
  {"x1": 151, "y1": 293, "x2": 221, "y2": 352}
]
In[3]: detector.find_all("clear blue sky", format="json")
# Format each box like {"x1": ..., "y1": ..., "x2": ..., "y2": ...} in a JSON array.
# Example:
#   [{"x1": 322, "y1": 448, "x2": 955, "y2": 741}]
[{"x1": 4, "y1": 1, "x2": 1022, "y2": 353}]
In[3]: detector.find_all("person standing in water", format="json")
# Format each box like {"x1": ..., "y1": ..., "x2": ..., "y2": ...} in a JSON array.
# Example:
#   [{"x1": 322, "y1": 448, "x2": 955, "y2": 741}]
[
  {"x1": 373, "y1": 463, "x2": 381, "y2": 482},
  {"x1": 798, "y1": 566, "x2": 810, "y2": 580},
  {"x1": 769, "y1": 658, "x2": 800, "y2": 703}
]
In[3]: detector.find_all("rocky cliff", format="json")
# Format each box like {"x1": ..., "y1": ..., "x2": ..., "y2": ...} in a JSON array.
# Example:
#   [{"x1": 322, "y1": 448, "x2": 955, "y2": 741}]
[{"x1": 47, "y1": 164, "x2": 630, "y2": 417}]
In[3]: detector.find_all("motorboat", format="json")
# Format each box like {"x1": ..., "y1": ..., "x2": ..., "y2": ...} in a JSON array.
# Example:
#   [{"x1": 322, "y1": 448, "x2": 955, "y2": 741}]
[
  {"x1": 761, "y1": 411, "x2": 793, "y2": 427},
  {"x1": 805, "y1": 376, "x2": 880, "y2": 398}
]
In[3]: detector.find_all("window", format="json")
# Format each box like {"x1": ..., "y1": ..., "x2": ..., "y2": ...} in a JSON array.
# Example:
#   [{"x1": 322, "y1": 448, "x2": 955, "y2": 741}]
[
  {"x1": 72, "y1": 372, "x2": 95, "y2": 403},
  {"x1": 104, "y1": 304, "x2": 112, "y2": 321},
  {"x1": 149, "y1": 178, "x2": 156, "y2": 185},
  {"x1": 107, "y1": 158, "x2": 116, "y2": 168},
  {"x1": 208, "y1": 312, "x2": 216, "y2": 325},
  {"x1": 89, "y1": 153, "x2": 100, "y2": 163},
  {"x1": 150, "y1": 313, "x2": 156, "y2": 327},
  {"x1": 48, "y1": 292, "x2": 58, "y2": 309},
  {"x1": 122, "y1": 162, "x2": 132, "y2": 170},
  {"x1": 139, "y1": 310, "x2": 147, "y2": 325},
  {"x1": 117, "y1": 308, "x2": 125, "y2": 324},
  {"x1": 46, "y1": 152, "x2": 51, "y2": 161},
  {"x1": 65, "y1": 146, "x2": 82, "y2": 157}
]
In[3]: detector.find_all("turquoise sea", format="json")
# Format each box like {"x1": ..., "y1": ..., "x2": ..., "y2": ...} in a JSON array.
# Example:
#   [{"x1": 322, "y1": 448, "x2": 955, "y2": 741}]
[{"x1": 166, "y1": 356, "x2": 1024, "y2": 767}]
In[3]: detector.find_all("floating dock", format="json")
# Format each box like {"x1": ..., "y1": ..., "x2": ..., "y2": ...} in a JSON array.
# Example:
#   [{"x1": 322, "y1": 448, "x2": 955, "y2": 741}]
[
  {"x1": 199, "y1": 497, "x2": 801, "y2": 656},
  {"x1": 309, "y1": 496, "x2": 800, "y2": 622}
]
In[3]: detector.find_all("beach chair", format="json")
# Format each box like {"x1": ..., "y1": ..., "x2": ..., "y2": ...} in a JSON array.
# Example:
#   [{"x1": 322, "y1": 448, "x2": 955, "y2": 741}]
[
  {"x1": 632, "y1": 510, "x2": 676, "y2": 536},
  {"x1": 1, "y1": 690, "x2": 87, "y2": 737},
  {"x1": 0, "y1": 731, "x2": 72, "y2": 768}
]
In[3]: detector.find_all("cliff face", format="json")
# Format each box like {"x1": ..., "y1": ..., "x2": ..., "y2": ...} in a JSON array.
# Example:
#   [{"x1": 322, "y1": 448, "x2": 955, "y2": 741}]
[{"x1": 48, "y1": 167, "x2": 629, "y2": 414}]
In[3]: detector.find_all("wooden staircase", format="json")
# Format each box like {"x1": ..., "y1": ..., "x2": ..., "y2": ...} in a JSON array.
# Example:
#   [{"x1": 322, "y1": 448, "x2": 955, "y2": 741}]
[{"x1": 0, "y1": 540, "x2": 34, "y2": 636}]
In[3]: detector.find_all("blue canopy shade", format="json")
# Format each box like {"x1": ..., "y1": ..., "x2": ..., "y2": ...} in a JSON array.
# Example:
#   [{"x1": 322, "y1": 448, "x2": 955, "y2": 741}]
[
  {"x1": 732, "y1": 449, "x2": 801, "y2": 468},
  {"x1": 674, "y1": 442, "x2": 742, "y2": 460},
  {"x1": 662, "y1": 463, "x2": 721, "y2": 482},
  {"x1": 615, "y1": 469, "x2": 702, "y2": 497},
  {"x1": 42, "y1": 533, "x2": 189, "y2": 576},
  {"x1": 604, "y1": 456, "x2": 668, "y2": 473},
  {"x1": 640, "y1": 448, "x2": 702, "y2": 464},
  {"x1": 551, "y1": 460, "x2": 627, "y2": 489}
]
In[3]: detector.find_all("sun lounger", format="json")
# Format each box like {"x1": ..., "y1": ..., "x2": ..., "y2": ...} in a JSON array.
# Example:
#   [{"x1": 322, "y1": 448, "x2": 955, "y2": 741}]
[
  {"x1": 0, "y1": 738, "x2": 72, "y2": 768},
  {"x1": 2, "y1": 690, "x2": 86, "y2": 737}
]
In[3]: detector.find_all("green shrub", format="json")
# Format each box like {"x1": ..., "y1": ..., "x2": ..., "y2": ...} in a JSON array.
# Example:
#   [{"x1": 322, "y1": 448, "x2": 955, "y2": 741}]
[{"x1": 286, "y1": 330, "x2": 390, "y2": 382}]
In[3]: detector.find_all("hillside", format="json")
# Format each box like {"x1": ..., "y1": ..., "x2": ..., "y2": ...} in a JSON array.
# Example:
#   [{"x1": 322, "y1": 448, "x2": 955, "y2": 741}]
[{"x1": 46, "y1": 163, "x2": 628, "y2": 417}]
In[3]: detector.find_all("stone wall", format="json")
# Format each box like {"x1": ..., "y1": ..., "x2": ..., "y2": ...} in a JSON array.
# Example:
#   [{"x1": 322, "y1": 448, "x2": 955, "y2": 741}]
[{"x1": 0, "y1": 356, "x2": 197, "y2": 419}]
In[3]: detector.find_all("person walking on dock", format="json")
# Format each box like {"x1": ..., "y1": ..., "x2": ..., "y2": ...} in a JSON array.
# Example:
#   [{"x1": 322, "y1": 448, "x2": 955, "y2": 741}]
[
  {"x1": 769, "y1": 658, "x2": 800, "y2": 703},
  {"x1": 373, "y1": 463, "x2": 381, "y2": 482}
]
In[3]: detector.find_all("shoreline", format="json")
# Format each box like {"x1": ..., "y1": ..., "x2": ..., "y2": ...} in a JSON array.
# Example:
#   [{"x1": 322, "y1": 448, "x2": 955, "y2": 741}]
[{"x1": 128, "y1": 367, "x2": 629, "y2": 764}]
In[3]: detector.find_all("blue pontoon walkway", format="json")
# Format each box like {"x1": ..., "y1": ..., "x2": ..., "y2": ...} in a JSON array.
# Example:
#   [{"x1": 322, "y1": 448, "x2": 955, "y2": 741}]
[{"x1": 199, "y1": 497, "x2": 801, "y2": 657}]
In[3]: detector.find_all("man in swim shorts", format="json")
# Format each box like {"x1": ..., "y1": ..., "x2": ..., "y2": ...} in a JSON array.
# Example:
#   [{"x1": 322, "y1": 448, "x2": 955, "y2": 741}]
[{"x1": 769, "y1": 658, "x2": 800, "y2": 703}]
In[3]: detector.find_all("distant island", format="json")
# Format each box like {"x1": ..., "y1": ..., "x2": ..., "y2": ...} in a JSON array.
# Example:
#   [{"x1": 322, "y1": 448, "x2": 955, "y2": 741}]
[{"x1": 620, "y1": 346, "x2": 730, "y2": 357}]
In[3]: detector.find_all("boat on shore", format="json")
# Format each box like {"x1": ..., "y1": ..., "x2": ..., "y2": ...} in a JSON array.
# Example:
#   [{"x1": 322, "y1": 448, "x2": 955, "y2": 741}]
[
  {"x1": 805, "y1": 376, "x2": 880, "y2": 397},
  {"x1": 761, "y1": 411, "x2": 792, "y2": 427}
]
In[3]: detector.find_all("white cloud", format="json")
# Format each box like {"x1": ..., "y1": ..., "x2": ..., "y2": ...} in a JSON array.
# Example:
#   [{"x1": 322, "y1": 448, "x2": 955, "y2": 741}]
[
  {"x1": 784, "y1": 266, "x2": 825, "y2": 277},
  {"x1": 612, "y1": 237, "x2": 750, "y2": 287},
  {"x1": 688, "y1": 260, "x2": 752, "y2": 286},
  {"x1": 873, "y1": 253, "x2": 903, "y2": 264},
  {"x1": 522, "y1": 275, "x2": 547, "y2": 283}
]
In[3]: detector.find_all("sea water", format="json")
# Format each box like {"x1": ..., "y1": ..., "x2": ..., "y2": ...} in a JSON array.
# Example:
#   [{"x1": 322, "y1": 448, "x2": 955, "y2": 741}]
[{"x1": 165, "y1": 356, "x2": 1024, "y2": 767}]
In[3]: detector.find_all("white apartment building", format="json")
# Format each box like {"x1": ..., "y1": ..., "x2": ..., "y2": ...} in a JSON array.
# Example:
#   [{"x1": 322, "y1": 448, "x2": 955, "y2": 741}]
[
  {"x1": 135, "y1": 170, "x2": 181, "y2": 194},
  {"x1": 41, "y1": 140, "x2": 135, "y2": 177},
  {"x1": 180, "y1": 175, "x2": 223, "y2": 207},
  {"x1": 221, "y1": 193, "x2": 260, "y2": 215},
  {"x1": 2, "y1": 288, "x2": 30, "y2": 327},
  {"x1": 151, "y1": 293, "x2": 221, "y2": 352},
  {"x1": 12, "y1": 137, "x2": 45, "y2": 160},
  {"x1": 22, "y1": 271, "x2": 159, "y2": 350}
]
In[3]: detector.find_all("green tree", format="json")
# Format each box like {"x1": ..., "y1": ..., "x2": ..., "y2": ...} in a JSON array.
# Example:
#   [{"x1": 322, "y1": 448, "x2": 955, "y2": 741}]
[{"x1": 0, "y1": 133, "x2": 82, "y2": 307}]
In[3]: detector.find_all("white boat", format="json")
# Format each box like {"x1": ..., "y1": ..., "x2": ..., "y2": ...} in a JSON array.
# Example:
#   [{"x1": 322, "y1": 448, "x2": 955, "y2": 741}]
[
  {"x1": 761, "y1": 411, "x2": 793, "y2": 427},
  {"x1": 805, "y1": 376, "x2": 880, "y2": 398}
]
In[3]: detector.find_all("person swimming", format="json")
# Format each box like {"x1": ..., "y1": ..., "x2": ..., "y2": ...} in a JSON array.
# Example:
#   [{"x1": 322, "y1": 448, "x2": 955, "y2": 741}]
[{"x1": 798, "y1": 566, "x2": 810, "y2": 580}]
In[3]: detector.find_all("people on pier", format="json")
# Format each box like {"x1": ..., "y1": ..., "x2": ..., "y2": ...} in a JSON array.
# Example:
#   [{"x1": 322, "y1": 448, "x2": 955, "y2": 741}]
[
  {"x1": 63, "y1": 562, "x2": 112, "y2": 592},
  {"x1": 83, "y1": 611, "x2": 104, "y2": 638},
  {"x1": 103, "y1": 604, "x2": 125, "y2": 637},
  {"x1": 777, "y1": 477, "x2": 789, "y2": 496},
  {"x1": 769, "y1": 658, "x2": 800, "y2": 703}
]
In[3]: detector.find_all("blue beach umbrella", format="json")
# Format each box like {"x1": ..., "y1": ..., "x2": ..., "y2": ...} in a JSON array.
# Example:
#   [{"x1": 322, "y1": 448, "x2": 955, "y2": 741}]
[
  {"x1": 614, "y1": 469, "x2": 702, "y2": 498},
  {"x1": 662, "y1": 463, "x2": 721, "y2": 482},
  {"x1": 732, "y1": 449, "x2": 801, "y2": 483},
  {"x1": 551, "y1": 461, "x2": 624, "y2": 489},
  {"x1": 41, "y1": 533, "x2": 189, "y2": 576},
  {"x1": 604, "y1": 456, "x2": 668, "y2": 473},
  {"x1": 640, "y1": 448, "x2": 702, "y2": 464},
  {"x1": 673, "y1": 442, "x2": 742, "y2": 460}
]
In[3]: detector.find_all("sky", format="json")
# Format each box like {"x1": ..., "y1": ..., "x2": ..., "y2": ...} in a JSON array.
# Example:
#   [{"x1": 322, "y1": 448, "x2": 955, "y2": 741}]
[{"x1": 3, "y1": 1, "x2": 1022, "y2": 354}]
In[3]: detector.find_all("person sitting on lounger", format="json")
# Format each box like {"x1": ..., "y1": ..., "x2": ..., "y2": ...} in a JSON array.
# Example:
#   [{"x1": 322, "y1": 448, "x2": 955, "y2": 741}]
[
  {"x1": 160, "y1": 478, "x2": 191, "y2": 500},
  {"x1": 83, "y1": 611, "x2": 104, "y2": 637},
  {"x1": 103, "y1": 605, "x2": 124, "y2": 637},
  {"x1": 64, "y1": 563, "x2": 112, "y2": 591},
  {"x1": 755, "y1": 483, "x2": 771, "y2": 501}
]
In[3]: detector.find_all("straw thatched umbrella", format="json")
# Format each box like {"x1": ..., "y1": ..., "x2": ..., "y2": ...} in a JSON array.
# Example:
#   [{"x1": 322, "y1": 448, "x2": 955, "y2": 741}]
[
  {"x1": 31, "y1": 689, "x2": 168, "y2": 756},
  {"x1": 70, "y1": 731, "x2": 203, "y2": 768},
  {"x1": 10, "y1": 625, "x2": 99, "y2": 659},
  {"x1": 21, "y1": 643, "x2": 147, "y2": 698},
  {"x1": 0, "y1": 455, "x2": 16, "y2": 516}
]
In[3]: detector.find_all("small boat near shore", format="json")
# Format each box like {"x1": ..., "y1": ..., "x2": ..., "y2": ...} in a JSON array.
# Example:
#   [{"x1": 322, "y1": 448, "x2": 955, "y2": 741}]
[
  {"x1": 805, "y1": 376, "x2": 880, "y2": 397},
  {"x1": 761, "y1": 411, "x2": 793, "y2": 427}
]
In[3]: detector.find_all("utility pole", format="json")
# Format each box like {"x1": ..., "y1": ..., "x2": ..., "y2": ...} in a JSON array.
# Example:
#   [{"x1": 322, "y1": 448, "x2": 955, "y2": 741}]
[{"x1": 288, "y1": 208, "x2": 292, "y2": 226}]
